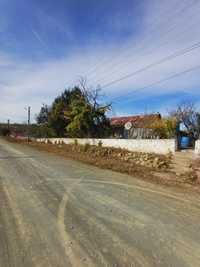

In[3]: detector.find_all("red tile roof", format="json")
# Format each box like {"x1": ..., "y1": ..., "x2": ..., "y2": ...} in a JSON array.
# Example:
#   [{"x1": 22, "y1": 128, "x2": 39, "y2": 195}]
[{"x1": 110, "y1": 114, "x2": 161, "y2": 127}]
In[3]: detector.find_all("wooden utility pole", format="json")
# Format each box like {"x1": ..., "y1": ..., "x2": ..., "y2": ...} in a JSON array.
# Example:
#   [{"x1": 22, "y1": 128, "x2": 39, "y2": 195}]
[
  {"x1": 7, "y1": 119, "x2": 10, "y2": 130},
  {"x1": 27, "y1": 106, "x2": 31, "y2": 142}
]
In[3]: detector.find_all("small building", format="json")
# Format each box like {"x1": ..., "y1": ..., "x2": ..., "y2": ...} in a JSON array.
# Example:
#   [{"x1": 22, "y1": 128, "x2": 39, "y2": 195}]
[{"x1": 110, "y1": 113, "x2": 161, "y2": 139}]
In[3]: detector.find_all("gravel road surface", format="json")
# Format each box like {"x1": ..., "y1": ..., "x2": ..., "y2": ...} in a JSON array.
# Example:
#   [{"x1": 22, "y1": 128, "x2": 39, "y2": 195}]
[{"x1": 0, "y1": 138, "x2": 200, "y2": 267}]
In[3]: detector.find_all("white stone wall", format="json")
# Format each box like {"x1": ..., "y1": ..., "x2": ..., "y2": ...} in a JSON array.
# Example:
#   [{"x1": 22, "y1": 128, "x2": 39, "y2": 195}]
[
  {"x1": 195, "y1": 140, "x2": 200, "y2": 155},
  {"x1": 36, "y1": 138, "x2": 176, "y2": 155}
]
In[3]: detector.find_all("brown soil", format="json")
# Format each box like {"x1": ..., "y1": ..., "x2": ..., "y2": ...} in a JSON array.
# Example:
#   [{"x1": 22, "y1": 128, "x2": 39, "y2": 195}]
[
  {"x1": 7, "y1": 137, "x2": 199, "y2": 188},
  {"x1": 193, "y1": 158, "x2": 200, "y2": 184}
]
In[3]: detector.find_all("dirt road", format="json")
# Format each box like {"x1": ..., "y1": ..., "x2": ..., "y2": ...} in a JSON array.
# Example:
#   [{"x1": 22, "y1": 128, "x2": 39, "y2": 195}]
[{"x1": 0, "y1": 139, "x2": 200, "y2": 267}]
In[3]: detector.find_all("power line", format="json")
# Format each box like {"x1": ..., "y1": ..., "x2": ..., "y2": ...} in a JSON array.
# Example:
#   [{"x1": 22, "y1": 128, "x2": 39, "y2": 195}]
[
  {"x1": 110, "y1": 64, "x2": 200, "y2": 104},
  {"x1": 99, "y1": 41, "x2": 200, "y2": 89},
  {"x1": 85, "y1": 0, "x2": 198, "y2": 82},
  {"x1": 87, "y1": 0, "x2": 189, "y2": 79},
  {"x1": 62, "y1": 1, "x2": 199, "y2": 90},
  {"x1": 92, "y1": 14, "x2": 200, "y2": 86}
]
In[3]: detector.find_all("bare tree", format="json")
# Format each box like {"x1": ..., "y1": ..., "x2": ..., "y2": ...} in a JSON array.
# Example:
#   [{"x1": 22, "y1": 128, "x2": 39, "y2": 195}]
[
  {"x1": 170, "y1": 101, "x2": 200, "y2": 139},
  {"x1": 77, "y1": 77, "x2": 111, "y2": 111}
]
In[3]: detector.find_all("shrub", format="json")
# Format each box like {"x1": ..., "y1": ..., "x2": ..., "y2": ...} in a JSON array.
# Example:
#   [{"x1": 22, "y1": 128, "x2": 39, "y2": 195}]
[
  {"x1": 0, "y1": 128, "x2": 10, "y2": 136},
  {"x1": 31, "y1": 124, "x2": 56, "y2": 138},
  {"x1": 151, "y1": 118, "x2": 177, "y2": 138},
  {"x1": 74, "y1": 139, "x2": 78, "y2": 146},
  {"x1": 83, "y1": 143, "x2": 90, "y2": 152},
  {"x1": 98, "y1": 140, "x2": 103, "y2": 147}
]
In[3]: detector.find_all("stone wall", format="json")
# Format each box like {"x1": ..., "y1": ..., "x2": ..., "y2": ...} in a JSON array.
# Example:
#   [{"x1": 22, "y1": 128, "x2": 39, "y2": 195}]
[{"x1": 36, "y1": 138, "x2": 176, "y2": 155}]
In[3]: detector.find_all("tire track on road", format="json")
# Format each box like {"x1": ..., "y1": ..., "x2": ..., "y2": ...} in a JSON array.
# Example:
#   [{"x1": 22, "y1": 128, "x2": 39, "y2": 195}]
[{"x1": 57, "y1": 178, "x2": 96, "y2": 267}]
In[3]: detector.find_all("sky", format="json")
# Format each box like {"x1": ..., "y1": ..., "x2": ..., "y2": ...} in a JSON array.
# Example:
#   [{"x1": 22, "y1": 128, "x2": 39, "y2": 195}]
[{"x1": 0, "y1": 0, "x2": 200, "y2": 122}]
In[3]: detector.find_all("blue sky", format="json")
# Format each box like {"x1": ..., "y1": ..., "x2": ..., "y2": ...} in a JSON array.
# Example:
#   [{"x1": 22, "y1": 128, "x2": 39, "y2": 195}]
[{"x1": 0, "y1": 0, "x2": 200, "y2": 122}]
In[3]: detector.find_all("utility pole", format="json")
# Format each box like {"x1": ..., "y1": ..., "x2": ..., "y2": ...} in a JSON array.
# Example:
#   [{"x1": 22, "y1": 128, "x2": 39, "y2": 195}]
[
  {"x1": 7, "y1": 119, "x2": 10, "y2": 130},
  {"x1": 6, "y1": 119, "x2": 10, "y2": 136},
  {"x1": 27, "y1": 106, "x2": 31, "y2": 142}
]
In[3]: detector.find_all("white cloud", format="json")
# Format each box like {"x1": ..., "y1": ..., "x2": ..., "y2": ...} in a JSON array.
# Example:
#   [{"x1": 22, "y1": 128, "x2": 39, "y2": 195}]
[{"x1": 1, "y1": 0, "x2": 200, "y2": 122}]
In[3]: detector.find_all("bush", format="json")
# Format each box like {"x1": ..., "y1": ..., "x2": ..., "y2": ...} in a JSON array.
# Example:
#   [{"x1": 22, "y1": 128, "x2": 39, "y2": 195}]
[
  {"x1": 151, "y1": 118, "x2": 177, "y2": 138},
  {"x1": 0, "y1": 128, "x2": 10, "y2": 136},
  {"x1": 74, "y1": 139, "x2": 78, "y2": 146},
  {"x1": 98, "y1": 140, "x2": 103, "y2": 147},
  {"x1": 31, "y1": 124, "x2": 56, "y2": 138},
  {"x1": 83, "y1": 143, "x2": 90, "y2": 152}
]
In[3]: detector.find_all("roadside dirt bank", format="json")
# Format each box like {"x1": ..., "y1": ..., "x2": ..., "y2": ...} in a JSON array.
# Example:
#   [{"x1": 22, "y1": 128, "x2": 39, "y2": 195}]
[{"x1": 7, "y1": 138, "x2": 200, "y2": 191}]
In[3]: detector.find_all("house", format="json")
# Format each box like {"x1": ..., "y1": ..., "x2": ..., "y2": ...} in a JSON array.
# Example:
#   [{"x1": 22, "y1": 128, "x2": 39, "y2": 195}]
[{"x1": 110, "y1": 113, "x2": 161, "y2": 139}]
